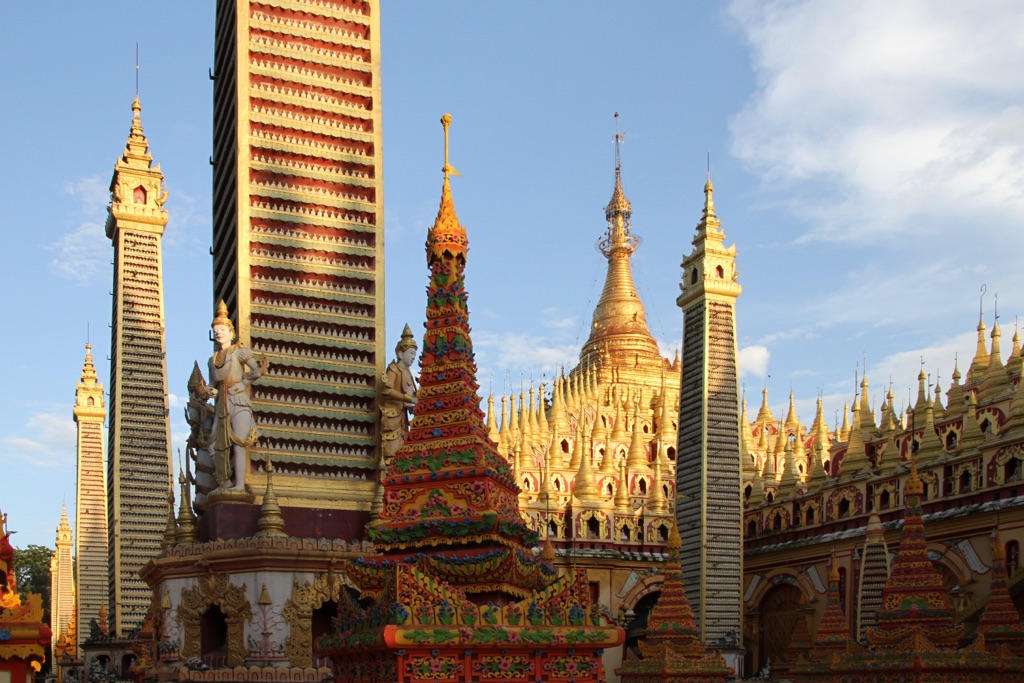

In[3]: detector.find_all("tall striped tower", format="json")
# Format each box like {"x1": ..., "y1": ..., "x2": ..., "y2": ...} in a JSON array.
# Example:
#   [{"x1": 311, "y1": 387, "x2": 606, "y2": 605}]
[
  {"x1": 675, "y1": 176, "x2": 743, "y2": 654},
  {"x1": 73, "y1": 343, "x2": 108, "y2": 645},
  {"x1": 210, "y1": 0, "x2": 385, "y2": 511},
  {"x1": 105, "y1": 97, "x2": 174, "y2": 635},
  {"x1": 49, "y1": 505, "x2": 74, "y2": 657}
]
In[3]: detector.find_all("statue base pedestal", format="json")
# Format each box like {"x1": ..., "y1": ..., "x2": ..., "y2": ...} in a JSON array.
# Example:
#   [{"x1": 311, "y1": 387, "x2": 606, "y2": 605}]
[{"x1": 207, "y1": 486, "x2": 254, "y2": 506}]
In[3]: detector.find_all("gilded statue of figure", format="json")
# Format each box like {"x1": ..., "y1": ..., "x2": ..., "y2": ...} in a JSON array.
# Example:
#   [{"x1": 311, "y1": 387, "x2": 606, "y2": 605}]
[
  {"x1": 205, "y1": 301, "x2": 267, "y2": 492},
  {"x1": 379, "y1": 324, "x2": 418, "y2": 462}
]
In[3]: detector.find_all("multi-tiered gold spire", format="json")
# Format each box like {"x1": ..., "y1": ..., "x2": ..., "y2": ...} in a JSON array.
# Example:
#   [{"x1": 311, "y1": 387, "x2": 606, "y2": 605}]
[{"x1": 579, "y1": 114, "x2": 662, "y2": 369}]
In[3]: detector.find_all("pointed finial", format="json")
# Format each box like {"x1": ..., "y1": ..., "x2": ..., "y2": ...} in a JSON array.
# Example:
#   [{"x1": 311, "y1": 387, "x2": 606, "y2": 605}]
[
  {"x1": 605, "y1": 113, "x2": 632, "y2": 220},
  {"x1": 441, "y1": 113, "x2": 460, "y2": 179},
  {"x1": 135, "y1": 43, "x2": 140, "y2": 97},
  {"x1": 701, "y1": 156, "x2": 717, "y2": 224},
  {"x1": 614, "y1": 112, "x2": 626, "y2": 173},
  {"x1": 255, "y1": 456, "x2": 287, "y2": 538},
  {"x1": 980, "y1": 284, "x2": 987, "y2": 321}
]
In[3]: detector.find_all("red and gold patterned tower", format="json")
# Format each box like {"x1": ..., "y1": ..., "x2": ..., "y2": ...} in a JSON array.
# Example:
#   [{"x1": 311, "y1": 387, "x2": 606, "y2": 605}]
[
  {"x1": 319, "y1": 116, "x2": 622, "y2": 683},
  {"x1": 105, "y1": 96, "x2": 174, "y2": 635},
  {"x1": 73, "y1": 343, "x2": 108, "y2": 646},
  {"x1": 211, "y1": 0, "x2": 385, "y2": 513}
]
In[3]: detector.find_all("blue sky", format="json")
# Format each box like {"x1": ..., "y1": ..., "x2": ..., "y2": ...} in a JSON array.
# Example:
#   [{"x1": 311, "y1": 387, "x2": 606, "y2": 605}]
[{"x1": 3, "y1": 2, "x2": 1024, "y2": 548}]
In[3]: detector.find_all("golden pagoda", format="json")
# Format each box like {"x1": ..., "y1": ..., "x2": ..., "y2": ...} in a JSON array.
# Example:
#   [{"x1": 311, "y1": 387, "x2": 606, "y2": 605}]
[{"x1": 491, "y1": 124, "x2": 689, "y2": 674}]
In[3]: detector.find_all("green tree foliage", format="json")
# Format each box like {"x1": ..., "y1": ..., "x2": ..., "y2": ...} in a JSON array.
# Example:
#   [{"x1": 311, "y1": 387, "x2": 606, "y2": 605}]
[{"x1": 14, "y1": 544, "x2": 53, "y2": 624}]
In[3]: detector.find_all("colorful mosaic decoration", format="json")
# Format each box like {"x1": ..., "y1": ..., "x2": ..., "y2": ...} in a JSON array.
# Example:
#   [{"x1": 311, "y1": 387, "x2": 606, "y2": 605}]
[
  {"x1": 866, "y1": 465, "x2": 962, "y2": 649},
  {"x1": 616, "y1": 522, "x2": 731, "y2": 683},
  {"x1": 318, "y1": 115, "x2": 622, "y2": 683},
  {"x1": 362, "y1": 114, "x2": 548, "y2": 598},
  {"x1": 788, "y1": 461, "x2": 1024, "y2": 682}
]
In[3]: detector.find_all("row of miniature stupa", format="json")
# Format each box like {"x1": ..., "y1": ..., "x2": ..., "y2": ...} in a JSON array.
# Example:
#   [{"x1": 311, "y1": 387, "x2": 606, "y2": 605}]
[{"x1": 746, "y1": 310, "x2": 1024, "y2": 503}]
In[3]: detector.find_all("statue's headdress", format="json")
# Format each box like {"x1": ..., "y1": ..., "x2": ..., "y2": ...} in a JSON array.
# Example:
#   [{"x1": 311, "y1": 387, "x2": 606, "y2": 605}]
[
  {"x1": 211, "y1": 300, "x2": 235, "y2": 335},
  {"x1": 396, "y1": 323, "x2": 417, "y2": 354}
]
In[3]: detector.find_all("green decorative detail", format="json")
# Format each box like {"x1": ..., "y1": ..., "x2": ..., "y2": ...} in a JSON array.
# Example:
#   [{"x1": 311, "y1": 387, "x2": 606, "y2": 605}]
[
  {"x1": 405, "y1": 628, "x2": 458, "y2": 644},
  {"x1": 392, "y1": 448, "x2": 477, "y2": 474},
  {"x1": 368, "y1": 517, "x2": 494, "y2": 544}
]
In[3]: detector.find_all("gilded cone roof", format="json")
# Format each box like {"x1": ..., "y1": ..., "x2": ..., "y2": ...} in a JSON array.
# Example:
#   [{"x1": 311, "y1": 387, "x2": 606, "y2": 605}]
[
  {"x1": 361, "y1": 115, "x2": 549, "y2": 599},
  {"x1": 580, "y1": 148, "x2": 661, "y2": 365}
]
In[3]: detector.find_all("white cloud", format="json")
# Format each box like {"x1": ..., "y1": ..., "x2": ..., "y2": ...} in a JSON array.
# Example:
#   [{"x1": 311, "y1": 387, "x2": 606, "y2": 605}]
[
  {"x1": 738, "y1": 345, "x2": 770, "y2": 379},
  {"x1": 65, "y1": 177, "x2": 110, "y2": 216},
  {"x1": 728, "y1": 0, "x2": 1024, "y2": 245},
  {"x1": 3, "y1": 412, "x2": 77, "y2": 468},
  {"x1": 48, "y1": 177, "x2": 110, "y2": 286},
  {"x1": 48, "y1": 220, "x2": 110, "y2": 286},
  {"x1": 162, "y1": 186, "x2": 209, "y2": 249},
  {"x1": 655, "y1": 337, "x2": 680, "y2": 361},
  {"x1": 473, "y1": 330, "x2": 580, "y2": 389}
]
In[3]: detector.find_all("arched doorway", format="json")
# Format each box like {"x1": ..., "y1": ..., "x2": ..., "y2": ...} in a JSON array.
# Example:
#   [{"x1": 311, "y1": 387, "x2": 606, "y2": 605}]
[
  {"x1": 624, "y1": 592, "x2": 661, "y2": 657},
  {"x1": 283, "y1": 573, "x2": 345, "y2": 668},
  {"x1": 311, "y1": 600, "x2": 338, "y2": 667},
  {"x1": 758, "y1": 583, "x2": 802, "y2": 672},
  {"x1": 200, "y1": 606, "x2": 228, "y2": 667},
  {"x1": 120, "y1": 654, "x2": 136, "y2": 679},
  {"x1": 177, "y1": 573, "x2": 253, "y2": 668}
]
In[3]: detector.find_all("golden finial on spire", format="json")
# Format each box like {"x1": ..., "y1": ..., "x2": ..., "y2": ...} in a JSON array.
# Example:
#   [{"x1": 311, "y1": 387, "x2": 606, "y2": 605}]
[
  {"x1": 605, "y1": 112, "x2": 632, "y2": 220},
  {"x1": 428, "y1": 114, "x2": 467, "y2": 265},
  {"x1": 614, "y1": 112, "x2": 626, "y2": 174},
  {"x1": 441, "y1": 113, "x2": 460, "y2": 179}
]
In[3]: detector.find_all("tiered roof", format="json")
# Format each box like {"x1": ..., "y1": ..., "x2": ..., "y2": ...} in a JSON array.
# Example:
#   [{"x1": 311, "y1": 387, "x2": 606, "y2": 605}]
[
  {"x1": 617, "y1": 522, "x2": 731, "y2": 682},
  {"x1": 354, "y1": 115, "x2": 550, "y2": 599},
  {"x1": 866, "y1": 463, "x2": 962, "y2": 648}
]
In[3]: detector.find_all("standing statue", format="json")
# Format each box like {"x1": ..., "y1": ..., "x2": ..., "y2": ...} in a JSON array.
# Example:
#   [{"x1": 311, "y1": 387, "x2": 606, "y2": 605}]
[
  {"x1": 184, "y1": 362, "x2": 216, "y2": 512},
  {"x1": 379, "y1": 324, "x2": 419, "y2": 462},
  {"x1": 204, "y1": 300, "x2": 267, "y2": 494}
]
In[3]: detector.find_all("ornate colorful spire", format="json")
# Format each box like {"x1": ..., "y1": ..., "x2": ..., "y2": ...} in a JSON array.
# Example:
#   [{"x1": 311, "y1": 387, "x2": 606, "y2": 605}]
[
  {"x1": 866, "y1": 460, "x2": 962, "y2": 648},
  {"x1": 813, "y1": 558, "x2": 854, "y2": 656},
  {"x1": 616, "y1": 521, "x2": 730, "y2": 681},
  {"x1": 977, "y1": 529, "x2": 1024, "y2": 652},
  {"x1": 359, "y1": 115, "x2": 548, "y2": 599}
]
